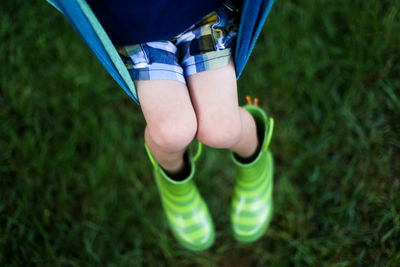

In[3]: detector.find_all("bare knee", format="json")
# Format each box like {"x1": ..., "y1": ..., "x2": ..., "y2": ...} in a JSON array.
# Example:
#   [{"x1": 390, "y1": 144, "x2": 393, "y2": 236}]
[
  {"x1": 186, "y1": 58, "x2": 241, "y2": 149},
  {"x1": 147, "y1": 114, "x2": 197, "y2": 153},
  {"x1": 196, "y1": 113, "x2": 242, "y2": 149}
]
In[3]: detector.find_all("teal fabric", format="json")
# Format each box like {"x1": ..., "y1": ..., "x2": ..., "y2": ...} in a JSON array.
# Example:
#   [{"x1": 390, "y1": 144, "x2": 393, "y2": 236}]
[
  {"x1": 235, "y1": 0, "x2": 274, "y2": 78},
  {"x1": 47, "y1": 0, "x2": 139, "y2": 103},
  {"x1": 47, "y1": 0, "x2": 274, "y2": 105}
]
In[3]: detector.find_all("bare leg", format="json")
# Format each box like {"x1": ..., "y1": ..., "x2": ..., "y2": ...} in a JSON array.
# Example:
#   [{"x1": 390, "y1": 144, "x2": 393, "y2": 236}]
[
  {"x1": 186, "y1": 59, "x2": 259, "y2": 158},
  {"x1": 233, "y1": 107, "x2": 259, "y2": 158},
  {"x1": 137, "y1": 80, "x2": 197, "y2": 174}
]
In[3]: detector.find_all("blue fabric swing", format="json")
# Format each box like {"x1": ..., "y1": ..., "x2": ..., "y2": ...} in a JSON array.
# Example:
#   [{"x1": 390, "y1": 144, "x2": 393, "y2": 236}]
[{"x1": 47, "y1": 0, "x2": 274, "y2": 105}]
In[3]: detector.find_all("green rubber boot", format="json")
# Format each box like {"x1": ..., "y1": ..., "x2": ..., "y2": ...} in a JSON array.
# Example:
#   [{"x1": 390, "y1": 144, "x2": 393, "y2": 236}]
[
  {"x1": 231, "y1": 104, "x2": 274, "y2": 242},
  {"x1": 145, "y1": 142, "x2": 215, "y2": 251}
]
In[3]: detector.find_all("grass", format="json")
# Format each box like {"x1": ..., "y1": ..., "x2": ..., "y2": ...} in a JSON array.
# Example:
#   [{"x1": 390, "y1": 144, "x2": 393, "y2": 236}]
[{"x1": 1, "y1": 0, "x2": 399, "y2": 265}]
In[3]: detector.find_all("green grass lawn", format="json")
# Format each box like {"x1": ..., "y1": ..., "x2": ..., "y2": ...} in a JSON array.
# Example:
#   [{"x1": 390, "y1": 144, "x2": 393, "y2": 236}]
[{"x1": 1, "y1": 0, "x2": 399, "y2": 265}]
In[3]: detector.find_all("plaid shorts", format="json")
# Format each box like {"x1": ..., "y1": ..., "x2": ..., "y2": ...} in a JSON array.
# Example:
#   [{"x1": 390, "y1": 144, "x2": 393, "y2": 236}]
[{"x1": 116, "y1": 1, "x2": 239, "y2": 84}]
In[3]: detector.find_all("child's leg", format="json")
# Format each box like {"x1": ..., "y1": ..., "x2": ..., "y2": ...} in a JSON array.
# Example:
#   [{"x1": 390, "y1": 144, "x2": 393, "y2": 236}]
[
  {"x1": 186, "y1": 59, "x2": 259, "y2": 158},
  {"x1": 138, "y1": 80, "x2": 215, "y2": 251},
  {"x1": 136, "y1": 79, "x2": 197, "y2": 174}
]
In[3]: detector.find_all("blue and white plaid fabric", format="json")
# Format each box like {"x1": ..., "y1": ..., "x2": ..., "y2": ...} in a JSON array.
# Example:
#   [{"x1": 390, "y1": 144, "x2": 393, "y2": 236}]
[{"x1": 116, "y1": 1, "x2": 239, "y2": 84}]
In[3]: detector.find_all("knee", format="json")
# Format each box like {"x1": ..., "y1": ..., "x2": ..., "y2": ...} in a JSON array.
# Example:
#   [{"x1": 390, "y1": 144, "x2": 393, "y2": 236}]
[
  {"x1": 196, "y1": 114, "x2": 242, "y2": 149},
  {"x1": 148, "y1": 114, "x2": 197, "y2": 153}
]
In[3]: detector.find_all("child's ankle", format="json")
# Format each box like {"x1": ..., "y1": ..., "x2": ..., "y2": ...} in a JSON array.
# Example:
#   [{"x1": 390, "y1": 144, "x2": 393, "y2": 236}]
[
  {"x1": 235, "y1": 139, "x2": 261, "y2": 164},
  {"x1": 163, "y1": 152, "x2": 191, "y2": 181}
]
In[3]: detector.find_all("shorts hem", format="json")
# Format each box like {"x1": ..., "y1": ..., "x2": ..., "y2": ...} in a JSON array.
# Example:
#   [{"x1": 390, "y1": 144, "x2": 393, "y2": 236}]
[
  {"x1": 129, "y1": 69, "x2": 186, "y2": 84},
  {"x1": 184, "y1": 51, "x2": 232, "y2": 76}
]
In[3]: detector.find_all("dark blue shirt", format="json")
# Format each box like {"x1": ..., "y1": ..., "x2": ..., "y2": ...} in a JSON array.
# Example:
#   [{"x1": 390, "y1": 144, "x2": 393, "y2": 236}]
[{"x1": 87, "y1": 0, "x2": 224, "y2": 45}]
